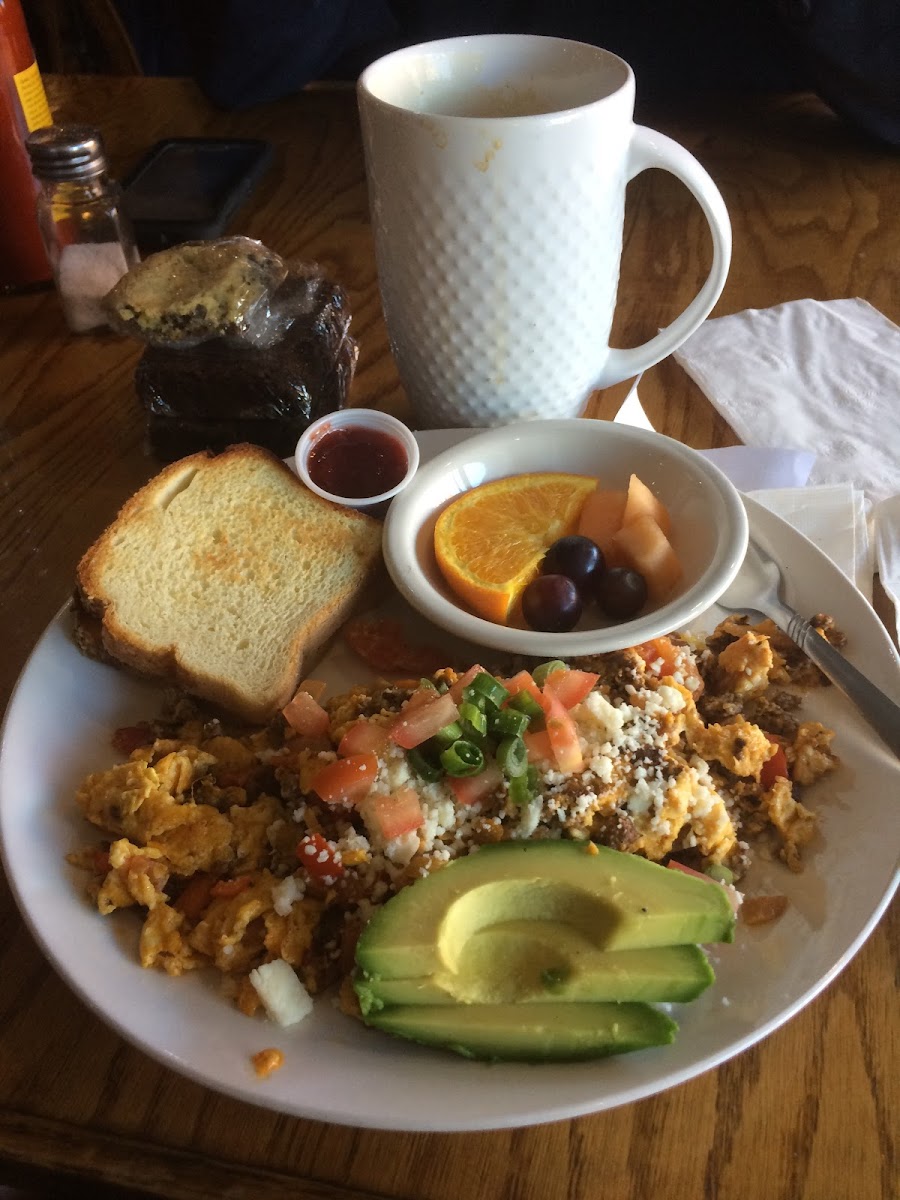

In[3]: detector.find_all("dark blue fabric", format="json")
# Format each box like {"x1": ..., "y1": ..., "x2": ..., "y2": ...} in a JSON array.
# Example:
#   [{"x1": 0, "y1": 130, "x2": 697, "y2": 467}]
[
  {"x1": 114, "y1": 0, "x2": 900, "y2": 144},
  {"x1": 776, "y1": 0, "x2": 900, "y2": 146}
]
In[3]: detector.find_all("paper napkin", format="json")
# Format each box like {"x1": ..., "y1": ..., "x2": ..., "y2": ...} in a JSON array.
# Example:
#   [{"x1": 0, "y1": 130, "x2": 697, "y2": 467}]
[
  {"x1": 673, "y1": 298, "x2": 900, "y2": 508},
  {"x1": 874, "y1": 495, "x2": 900, "y2": 640},
  {"x1": 668, "y1": 297, "x2": 900, "y2": 637},
  {"x1": 747, "y1": 484, "x2": 872, "y2": 599}
]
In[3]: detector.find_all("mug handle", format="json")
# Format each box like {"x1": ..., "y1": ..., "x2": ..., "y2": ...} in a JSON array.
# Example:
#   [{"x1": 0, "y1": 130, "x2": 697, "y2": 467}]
[{"x1": 594, "y1": 125, "x2": 732, "y2": 388}]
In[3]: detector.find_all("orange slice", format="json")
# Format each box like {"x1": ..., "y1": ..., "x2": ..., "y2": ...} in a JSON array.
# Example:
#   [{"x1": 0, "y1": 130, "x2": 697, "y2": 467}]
[{"x1": 433, "y1": 472, "x2": 598, "y2": 624}]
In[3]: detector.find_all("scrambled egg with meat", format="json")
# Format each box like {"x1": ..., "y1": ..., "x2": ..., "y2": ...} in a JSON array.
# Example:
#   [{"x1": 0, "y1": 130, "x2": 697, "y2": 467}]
[{"x1": 69, "y1": 617, "x2": 840, "y2": 1022}]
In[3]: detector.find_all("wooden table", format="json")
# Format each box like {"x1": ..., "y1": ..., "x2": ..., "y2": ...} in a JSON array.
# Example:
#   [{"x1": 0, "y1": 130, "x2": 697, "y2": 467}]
[{"x1": 0, "y1": 75, "x2": 897, "y2": 1200}]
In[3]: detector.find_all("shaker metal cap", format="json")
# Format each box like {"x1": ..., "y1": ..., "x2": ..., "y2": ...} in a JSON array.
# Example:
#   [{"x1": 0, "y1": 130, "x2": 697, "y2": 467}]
[{"x1": 25, "y1": 124, "x2": 109, "y2": 181}]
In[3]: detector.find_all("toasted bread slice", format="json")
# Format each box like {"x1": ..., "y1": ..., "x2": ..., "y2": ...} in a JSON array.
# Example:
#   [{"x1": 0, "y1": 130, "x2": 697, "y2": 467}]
[{"x1": 76, "y1": 444, "x2": 383, "y2": 723}]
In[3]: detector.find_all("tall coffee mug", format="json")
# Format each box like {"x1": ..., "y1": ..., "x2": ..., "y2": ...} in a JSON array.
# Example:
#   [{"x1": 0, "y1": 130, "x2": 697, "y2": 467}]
[{"x1": 358, "y1": 35, "x2": 732, "y2": 428}]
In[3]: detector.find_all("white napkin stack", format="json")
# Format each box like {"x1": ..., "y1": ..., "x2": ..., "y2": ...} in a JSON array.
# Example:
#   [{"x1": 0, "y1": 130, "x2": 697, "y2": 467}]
[
  {"x1": 874, "y1": 495, "x2": 900, "y2": 631},
  {"x1": 674, "y1": 299, "x2": 900, "y2": 506},
  {"x1": 657, "y1": 298, "x2": 900, "y2": 639}
]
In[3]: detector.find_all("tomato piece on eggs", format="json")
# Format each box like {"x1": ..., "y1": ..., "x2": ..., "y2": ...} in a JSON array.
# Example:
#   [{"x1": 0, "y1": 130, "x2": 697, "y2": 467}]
[
  {"x1": 359, "y1": 787, "x2": 424, "y2": 841},
  {"x1": 297, "y1": 833, "x2": 345, "y2": 882},
  {"x1": 541, "y1": 692, "x2": 583, "y2": 774},
  {"x1": 389, "y1": 691, "x2": 460, "y2": 750},
  {"x1": 760, "y1": 733, "x2": 789, "y2": 788},
  {"x1": 312, "y1": 752, "x2": 379, "y2": 805},
  {"x1": 337, "y1": 719, "x2": 391, "y2": 758},
  {"x1": 282, "y1": 687, "x2": 330, "y2": 737},
  {"x1": 542, "y1": 668, "x2": 599, "y2": 709}
]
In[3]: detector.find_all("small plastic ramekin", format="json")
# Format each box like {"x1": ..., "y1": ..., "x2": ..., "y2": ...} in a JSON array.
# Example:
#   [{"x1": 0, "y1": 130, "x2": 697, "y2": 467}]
[{"x1": 294, "y1": 408, "x2": 420, "y2": 517}]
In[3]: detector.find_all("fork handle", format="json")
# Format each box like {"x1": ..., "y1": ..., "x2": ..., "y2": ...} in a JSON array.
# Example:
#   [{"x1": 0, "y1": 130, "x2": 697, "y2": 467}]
[{"x1": 785, "y1": 613, "x2": 900, "y2": 758}]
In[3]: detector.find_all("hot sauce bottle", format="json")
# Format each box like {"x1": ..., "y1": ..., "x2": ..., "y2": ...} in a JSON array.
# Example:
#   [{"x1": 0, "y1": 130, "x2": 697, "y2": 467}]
[{"x1": 0, "y1": 0, "x2": 53, "y2": 291}]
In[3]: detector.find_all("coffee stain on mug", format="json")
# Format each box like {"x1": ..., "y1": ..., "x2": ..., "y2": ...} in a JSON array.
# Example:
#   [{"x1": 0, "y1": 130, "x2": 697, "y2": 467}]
[
  {"x1": 475, "y1": 139, "x2": 502, "y2": 172},
  {"x1": 420, "y1": 118, "x2": 448, "y2": 150}
]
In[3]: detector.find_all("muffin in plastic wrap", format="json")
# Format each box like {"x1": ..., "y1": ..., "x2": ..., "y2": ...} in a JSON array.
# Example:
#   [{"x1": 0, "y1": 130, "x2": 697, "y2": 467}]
[{"x1": 106, "y1": 237, "x2": 357, "y2": 459}]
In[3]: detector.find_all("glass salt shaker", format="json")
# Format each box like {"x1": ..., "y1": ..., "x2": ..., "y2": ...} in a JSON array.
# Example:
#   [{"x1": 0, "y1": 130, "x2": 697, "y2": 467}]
[{"x1": 25, "y1": 123, "x2": 139, "y2": 333}]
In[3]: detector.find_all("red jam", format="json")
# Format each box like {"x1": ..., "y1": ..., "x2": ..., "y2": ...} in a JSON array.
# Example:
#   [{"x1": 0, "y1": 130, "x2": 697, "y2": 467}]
[{"x1": 306, "y1": 424, "x2": 409, "y2": 499}]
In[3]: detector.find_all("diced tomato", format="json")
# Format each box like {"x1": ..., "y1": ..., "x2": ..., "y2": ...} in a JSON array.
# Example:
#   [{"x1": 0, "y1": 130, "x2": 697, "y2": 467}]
[
  {"x1": 111, "y1": 723, "x2": 154, "y2": 756},
  {"x1": 389, "y1": 691, "x2": 460, "y2": 750},
  {"x1": 542, "y1": 668, "x2": 599, "y2": 710},
  {"x1": 91, "y1": 847, "x2": 111, "y2": 875},
  {"x1": 666, "y1": 859, "x2": 710, "y2": 883},
  {"x1": 297, "y1": 833, "x2": 345, "y2": 882},
  {"x1": 214, "y1": 765, "x2": 253, "y2": 789},
  {"x1": 297, "y1": 678, "x2": 327, "y2": 701},
  {"x1": 448, "y1": 762, "x2": 504, "y2": 806},
  {"x1": 360, "y1": 787, "x2": 424, "y2": 841},
  {"x1": 174, "y1": 872, "x2": 215, "y2": 920},
  {"x1": 500, "y1": 669, "x2": 543, "y2": 706},
  {"x1": 634, "y1": 636, "x2": 680, "y2": 678},
  {"x1": 344, "y1": 616, "x2": 445, "y2": 675},
  {"x1": 282, "y1": 687, "x2": 330, "y2": 737},
  {"x1": 760, "y1": 734, "x2": 789, "y2": 789},
  {"x1": 667, "y1": 860, "x2": 740, "y2": 913},
  {"x1": 312, "y1": 752, "x2": 379, "y2": 805},
  {"x1": 524, "y1": 729, "x2": 554, "y2": 765},
  {"x1": 448, "y1": 664, "x2": 488, "y2": 703},
  {"x1": 210, "y1": 875, "x2": 252, "y2": 899},
  {"x1": 403, "y1": 685, "x2": 444, "y2": 713},
  {"x1": 338, "y1": 719, "x2": 392, "y2": 758},
  {"x1": 542, "y1": 693, "x2": 583, "y2": 773}
]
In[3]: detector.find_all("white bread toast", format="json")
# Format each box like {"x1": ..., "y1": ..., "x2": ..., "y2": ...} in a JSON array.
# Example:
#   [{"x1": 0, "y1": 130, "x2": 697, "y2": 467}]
[{"x1": 75, "y1": 443, "x2": 383, "y2": 723}]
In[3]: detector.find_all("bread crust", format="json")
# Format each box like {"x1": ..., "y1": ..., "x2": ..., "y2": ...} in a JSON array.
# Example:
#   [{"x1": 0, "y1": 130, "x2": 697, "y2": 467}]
[{"x1": 75, "y1": 443, "x2": 383, "y2": 723}]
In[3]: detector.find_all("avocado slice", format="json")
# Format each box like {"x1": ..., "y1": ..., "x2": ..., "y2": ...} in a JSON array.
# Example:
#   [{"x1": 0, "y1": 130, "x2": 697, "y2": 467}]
[
  {"x1": 356, "y1": 941, "x2": 715, "y2": 1013},
  {"x1": 363, "y1": 1001, "x2": 678, "y2": 1061},
  {"x1": 355, "y1": 841, "x2": 735, "y2": 983}
]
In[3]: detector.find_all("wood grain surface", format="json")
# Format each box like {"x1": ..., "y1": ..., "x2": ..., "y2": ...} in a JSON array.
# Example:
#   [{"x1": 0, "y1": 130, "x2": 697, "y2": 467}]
[{"x1": 0, "y1": 76, "x2": 897, "y2": 1200}]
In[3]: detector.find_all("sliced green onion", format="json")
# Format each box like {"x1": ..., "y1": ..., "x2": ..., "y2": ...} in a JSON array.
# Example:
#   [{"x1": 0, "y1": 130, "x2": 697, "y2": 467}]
[
  {"x1": 532, "y1": 660, "x2": 568, "y2": 687},
  {"x1": 705, "y1": 864, "x2": 734, "y2": 885},
  {"x1": 432, "y1": 720, "x2": 463, "y2": 748},
  {"x1": 407, "y1": 747, "x2": 443, "y2": 782},
  {"x1": 417, "y1": 678, "x2": 439, "y2": 693},
  {"x1": 507, "y1": 772, "x2": 534, "y2": 807},
  {"x1": 489, "y1": 708, "x2": 530, "y2": 738},
  {"x1": 440, "y1": 739, "x2": 485, "y2": 777},
  {"x1": 496, "y1": 736, "x2": 528, "y2": 778},
  {"x1": 458, "y1": 701, "x2": 488, "y2": 737},
  {"x1": 507, "y1": 691, "x2": 544, "y2": 723},
  {"x1": 465, "y1": 672, "x2": 510, "y2": 708}
]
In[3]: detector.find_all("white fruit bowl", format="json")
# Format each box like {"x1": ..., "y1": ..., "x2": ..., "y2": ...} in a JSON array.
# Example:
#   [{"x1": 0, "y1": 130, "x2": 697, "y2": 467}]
[{"x1": 382, "y1": 419, "x2": 749, "y2": 657}]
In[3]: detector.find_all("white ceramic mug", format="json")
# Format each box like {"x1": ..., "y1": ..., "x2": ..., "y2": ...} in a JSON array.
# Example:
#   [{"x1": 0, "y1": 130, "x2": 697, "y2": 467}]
[{"x1": 358, "y1": 34, "x2": 732, "y2": 428}]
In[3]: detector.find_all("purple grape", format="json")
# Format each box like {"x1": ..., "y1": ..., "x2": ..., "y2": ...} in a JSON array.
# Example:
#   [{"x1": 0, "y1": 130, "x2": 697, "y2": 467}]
[
  {"x1": 522, "y1": 574, "x2": 583, "y2": 632},
  {"x1": 595, "y1": 568, "x2": 648, "y2": 619},
  {"x1": 542, "y1": 535, "x2": 605, "y2": 590}
]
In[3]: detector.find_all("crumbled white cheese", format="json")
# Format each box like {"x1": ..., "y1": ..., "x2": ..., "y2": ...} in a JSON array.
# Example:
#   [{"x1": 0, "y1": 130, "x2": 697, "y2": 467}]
[
  {"x1": 383, "y1": 829, "x2": 419, "y2": 866},
  {"x1": 580, "y1": 691, "x2": 627, "y2": 746},
  {"x1": 271, "y1": 873, "x2": 305, "y2": 916},
  {"x1": 656, "y1": 684, "x2": 686, "y2": 713},
  {"x1": 249, "y1": 959, "x2": 313, "y2": 1026}
]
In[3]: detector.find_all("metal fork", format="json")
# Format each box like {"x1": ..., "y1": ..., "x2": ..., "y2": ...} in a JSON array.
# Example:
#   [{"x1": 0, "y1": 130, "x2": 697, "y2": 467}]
[{"x1": 719, "y1": 538, "x2": 900, "y2": 759}]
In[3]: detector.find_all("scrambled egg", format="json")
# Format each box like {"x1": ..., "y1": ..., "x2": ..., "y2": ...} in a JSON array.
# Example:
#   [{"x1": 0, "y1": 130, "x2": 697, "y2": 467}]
[{"x1": 70, "y1": 617, "x2": 840, "y2": 1021}]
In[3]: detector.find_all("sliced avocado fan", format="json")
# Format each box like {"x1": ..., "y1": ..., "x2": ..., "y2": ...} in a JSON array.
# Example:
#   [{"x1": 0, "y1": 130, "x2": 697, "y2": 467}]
[{"x1": 354, "y1": 841, "x2": 735, "y2": 1063}]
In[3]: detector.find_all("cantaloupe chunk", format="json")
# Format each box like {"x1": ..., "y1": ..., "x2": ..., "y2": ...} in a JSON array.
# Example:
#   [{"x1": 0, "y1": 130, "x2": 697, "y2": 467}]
[
  {"x1": 577, "y1": 488, "x2": 629, "y2": 567},
  {"x1": 622, "y1": 474, "x2": 672, "y2": 537},
  {"x1": 612, "y1": 513, "x2": 683, "y2": 600}
]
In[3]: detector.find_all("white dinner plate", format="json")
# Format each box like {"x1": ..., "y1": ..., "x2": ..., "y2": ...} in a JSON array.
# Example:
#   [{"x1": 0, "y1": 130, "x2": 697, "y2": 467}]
[{"x1": 1, "y1": 490, "x2": 898, "y2": 1131}]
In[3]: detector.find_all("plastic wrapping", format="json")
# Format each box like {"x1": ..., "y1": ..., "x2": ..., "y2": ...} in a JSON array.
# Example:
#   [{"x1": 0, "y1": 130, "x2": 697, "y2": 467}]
[
  {"x1": 106, "y1": 236, "x2": 288, "y2": 347},
  {"x1": 106, "y1": 237, "x2": 358, "y2": 459}
]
